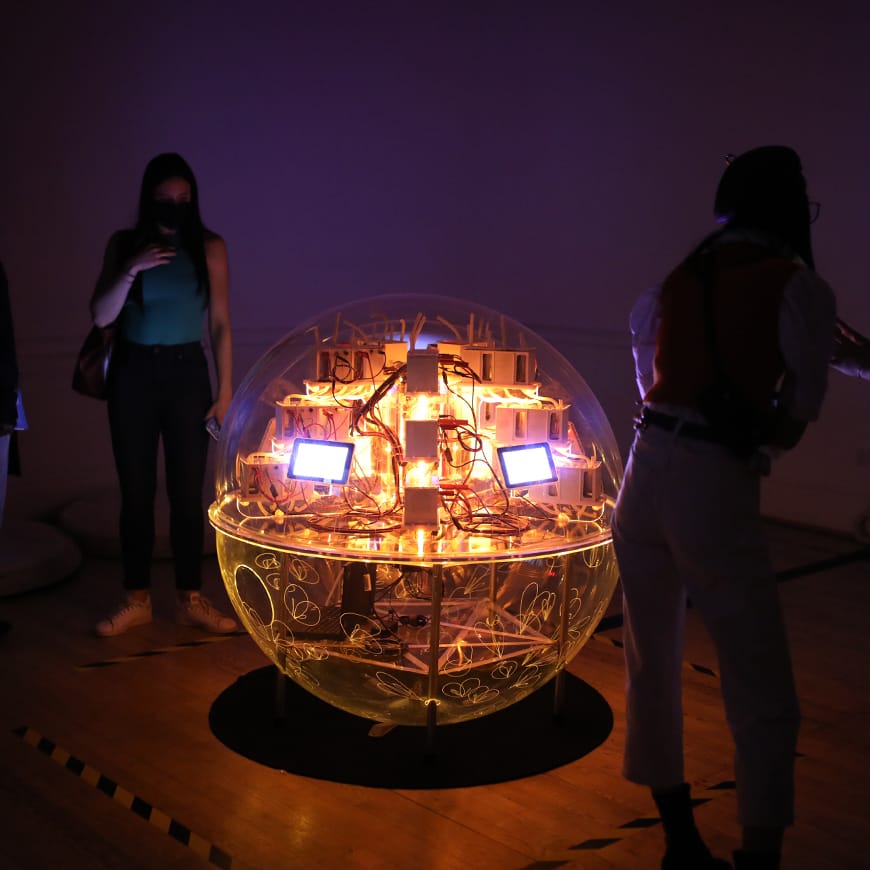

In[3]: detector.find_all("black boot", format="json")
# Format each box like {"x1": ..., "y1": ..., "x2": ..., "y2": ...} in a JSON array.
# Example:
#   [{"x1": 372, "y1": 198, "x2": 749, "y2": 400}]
[
  {"x1": 733, "y1": 850, "x2": 780, "y2": 870},
  {"x1": 654, "y1": 783, "x2": 732, "y2": 869}
]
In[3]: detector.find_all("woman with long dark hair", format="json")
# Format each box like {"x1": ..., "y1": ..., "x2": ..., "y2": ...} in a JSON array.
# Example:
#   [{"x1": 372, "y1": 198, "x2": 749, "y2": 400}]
[
  {"x1": 613, "y1": 146, "x2": 836, "y2": 869},
  {"x1": 91, "y1": 153, "x2": 236, "y2": 636}
]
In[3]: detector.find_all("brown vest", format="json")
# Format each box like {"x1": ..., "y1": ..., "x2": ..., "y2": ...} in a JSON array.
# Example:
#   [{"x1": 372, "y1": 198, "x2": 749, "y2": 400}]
[{"x1": 645, "y1": 242, "x2": 800, "y2": 415}]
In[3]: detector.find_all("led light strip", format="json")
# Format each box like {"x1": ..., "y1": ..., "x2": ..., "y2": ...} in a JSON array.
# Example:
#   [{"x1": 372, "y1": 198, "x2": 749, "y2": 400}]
[{"x1": 14, "y1": 725, "x2": 234, "y2": 868}]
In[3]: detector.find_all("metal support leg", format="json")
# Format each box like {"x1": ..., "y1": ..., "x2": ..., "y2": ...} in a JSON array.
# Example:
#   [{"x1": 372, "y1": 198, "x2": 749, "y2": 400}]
[{"x1": 425, "y1": 564, "x2": 443, "y2": 756}]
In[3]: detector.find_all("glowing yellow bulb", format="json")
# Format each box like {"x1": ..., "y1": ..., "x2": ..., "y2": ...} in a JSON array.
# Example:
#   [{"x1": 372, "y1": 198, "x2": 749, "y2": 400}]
[
  {"x1": 405, "y1": 457, "x2": 440, "y2": 490},
  {"x1": 409, "y1": 394, "x2": 434, "y2": 420}
]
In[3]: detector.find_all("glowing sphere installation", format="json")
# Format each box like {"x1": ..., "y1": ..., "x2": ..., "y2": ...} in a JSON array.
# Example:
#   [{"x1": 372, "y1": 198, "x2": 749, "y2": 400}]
[{"x1": 209, "y1": 295, "x2": 622, "y2": 728}]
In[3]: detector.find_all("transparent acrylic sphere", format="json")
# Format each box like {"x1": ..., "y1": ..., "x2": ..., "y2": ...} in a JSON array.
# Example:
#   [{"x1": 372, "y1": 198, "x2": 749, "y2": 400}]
[{"x1": 209, "y1": 294, "x2": 622, "y2": 726}]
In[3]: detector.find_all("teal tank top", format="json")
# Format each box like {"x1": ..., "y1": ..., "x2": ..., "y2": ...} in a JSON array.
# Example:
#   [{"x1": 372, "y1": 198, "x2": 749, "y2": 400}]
[{"x1": 119, "y1": 242, "x2": 206, "y2": 345}]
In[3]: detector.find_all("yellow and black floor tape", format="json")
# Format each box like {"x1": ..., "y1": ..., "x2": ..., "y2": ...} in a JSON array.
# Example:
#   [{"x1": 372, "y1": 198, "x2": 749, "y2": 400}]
[
  {"x1": 13, "y1": 725, "x2": 234, "y2": 869},
  {"x1": 77, "y1": 631, "x2": 248, "y2": 670},
  {"x1": 12, "y1": 726, "x2": 801, "y2": 863},
  {"x1": 569, "y1": 779, "x2": 736, "y2": 852}
]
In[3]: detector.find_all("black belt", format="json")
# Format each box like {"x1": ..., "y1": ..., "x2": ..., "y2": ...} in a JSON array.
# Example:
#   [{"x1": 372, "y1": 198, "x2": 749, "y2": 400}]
[
  {"x1": 635, "y1": 407, "x2": 724, "y2": 444},
  {"x1": 117, "y1": 340, "x2": 204, "y2": 360}
]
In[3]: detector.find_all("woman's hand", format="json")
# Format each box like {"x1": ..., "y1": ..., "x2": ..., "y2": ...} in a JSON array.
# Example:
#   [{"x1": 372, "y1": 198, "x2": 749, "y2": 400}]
[
  {"x1": 125, "y1": 243, "x2": 176, "y2": 277},
  {"x1": 92, "y1": 232, "x2": 175, "y2": 327},
  {"x1": 205, "y1": 394, "x2": 231, "y2": 427}
]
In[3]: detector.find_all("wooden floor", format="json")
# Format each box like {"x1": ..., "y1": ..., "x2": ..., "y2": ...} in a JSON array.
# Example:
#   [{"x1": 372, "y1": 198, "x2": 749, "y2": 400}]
[{"x1": 1, "y1": 521, "x2": 868, "y2": 869}]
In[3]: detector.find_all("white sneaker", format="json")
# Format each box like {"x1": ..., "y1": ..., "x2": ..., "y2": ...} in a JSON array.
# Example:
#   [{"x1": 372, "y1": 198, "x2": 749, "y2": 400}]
[
  {"x1": 96, "y1": 596, "x2": 153, "y2": 637},
  {"x1": 176, "y1": 592, "x2": 237, "y2": 634}
]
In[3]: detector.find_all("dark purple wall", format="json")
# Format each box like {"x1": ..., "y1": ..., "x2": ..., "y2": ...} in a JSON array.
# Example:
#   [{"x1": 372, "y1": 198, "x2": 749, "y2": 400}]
[{"x1": 2, "y1": 2, "x2": 869, "y2": 530}]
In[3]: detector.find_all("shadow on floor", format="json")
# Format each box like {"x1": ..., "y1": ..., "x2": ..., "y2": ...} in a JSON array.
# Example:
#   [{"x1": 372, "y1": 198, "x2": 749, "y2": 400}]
[{"x1": 210, "y1": 666, "x2": 613, "y2": 789}]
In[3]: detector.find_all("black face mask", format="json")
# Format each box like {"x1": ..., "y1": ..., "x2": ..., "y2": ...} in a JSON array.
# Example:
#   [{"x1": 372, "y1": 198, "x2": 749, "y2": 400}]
[{"x1": 152, "y1": 200, "x2": 193, "y2": 231}]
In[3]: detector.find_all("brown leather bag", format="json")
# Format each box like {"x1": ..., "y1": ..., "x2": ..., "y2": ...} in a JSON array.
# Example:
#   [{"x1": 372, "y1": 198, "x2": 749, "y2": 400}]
[{"x1": 72, "y1": 324, "x2": 116, "y2": 400}]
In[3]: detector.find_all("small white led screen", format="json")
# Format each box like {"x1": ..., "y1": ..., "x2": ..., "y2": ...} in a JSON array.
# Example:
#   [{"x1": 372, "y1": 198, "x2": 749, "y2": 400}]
[
  {"x1": 497, "y1": 442, "x2": 558, "y2": 488},
  {"x1": 288, "y1": 438, "x2": 355, "y2": 485}
]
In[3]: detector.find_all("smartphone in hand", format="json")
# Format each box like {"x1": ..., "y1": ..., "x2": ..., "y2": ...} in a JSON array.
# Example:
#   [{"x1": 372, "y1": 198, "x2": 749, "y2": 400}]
[{"x1": 205, "y1": 417, "x2": 221, "y2": 440}]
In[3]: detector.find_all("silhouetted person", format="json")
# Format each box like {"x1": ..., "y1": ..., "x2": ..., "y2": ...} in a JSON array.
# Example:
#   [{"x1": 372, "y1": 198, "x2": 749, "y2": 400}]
[{"x1": 613, "y1": 147, "x2": 836, "y2": 870}]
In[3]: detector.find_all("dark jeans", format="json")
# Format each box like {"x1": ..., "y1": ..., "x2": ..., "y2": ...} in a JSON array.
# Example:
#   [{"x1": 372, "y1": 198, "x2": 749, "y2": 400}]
[{"x1": 107, "y1": 340, "x2": 212, "y2": 591}]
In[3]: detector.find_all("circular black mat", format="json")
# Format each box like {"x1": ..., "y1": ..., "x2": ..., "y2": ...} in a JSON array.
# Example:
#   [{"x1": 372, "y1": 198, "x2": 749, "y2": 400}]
[{"x1": 209, "y1": 667, "x2": 613, "y2": 788}]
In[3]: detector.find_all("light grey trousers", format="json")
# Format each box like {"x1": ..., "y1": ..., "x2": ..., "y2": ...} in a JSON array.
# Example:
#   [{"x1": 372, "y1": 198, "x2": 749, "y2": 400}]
[{"x1": 612, "y1": 424, "x2": 800, "y2": 827}]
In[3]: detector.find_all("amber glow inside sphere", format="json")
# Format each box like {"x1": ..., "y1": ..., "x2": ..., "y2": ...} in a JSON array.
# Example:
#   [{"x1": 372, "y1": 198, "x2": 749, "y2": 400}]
[{"x1": 209, "y1": 295, "x2": 622, "y2": 726}]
